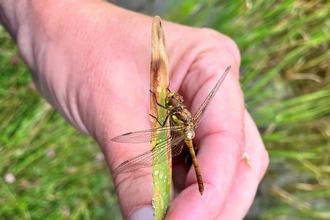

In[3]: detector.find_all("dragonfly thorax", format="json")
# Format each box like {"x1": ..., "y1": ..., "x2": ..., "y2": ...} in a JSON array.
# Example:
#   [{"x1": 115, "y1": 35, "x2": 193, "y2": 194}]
[{"x1": 171, "y1": 108, "x2": 192, "y2": 125}]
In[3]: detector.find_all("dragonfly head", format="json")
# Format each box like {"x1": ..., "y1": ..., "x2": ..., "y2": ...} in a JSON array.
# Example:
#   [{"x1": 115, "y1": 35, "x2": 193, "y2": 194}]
[{"x1": 166, "y1": 92, "x2": 184, "y2": 110}]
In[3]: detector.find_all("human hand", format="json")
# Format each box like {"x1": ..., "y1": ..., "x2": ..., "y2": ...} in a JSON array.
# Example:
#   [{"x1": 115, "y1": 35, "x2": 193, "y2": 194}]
[{"x1": 2, "y1": 1, "x2": 269, "y2": 219}]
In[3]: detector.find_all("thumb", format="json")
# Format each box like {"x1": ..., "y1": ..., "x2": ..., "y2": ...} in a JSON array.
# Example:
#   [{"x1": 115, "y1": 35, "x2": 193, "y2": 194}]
[
  {"x1": 130, "y1": 207, "x2": 154, "y2": 220},
  {"x1": 112, "y1": 169, "x2": 155, "y2": 219},
  {"x1": 102, "y1": 112, "x2": 156, "y2": 219}
]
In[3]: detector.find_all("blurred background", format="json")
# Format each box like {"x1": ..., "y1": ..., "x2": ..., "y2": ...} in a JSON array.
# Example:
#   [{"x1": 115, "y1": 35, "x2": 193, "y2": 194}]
[{"x1": 0, "y1": 0, "x2": 329, "y2": 219}]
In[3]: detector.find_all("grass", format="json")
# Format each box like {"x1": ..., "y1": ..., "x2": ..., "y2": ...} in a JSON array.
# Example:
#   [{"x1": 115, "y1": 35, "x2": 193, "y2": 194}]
[
  {"x1": 1, "y1": 0, "x2": 329, "y2": 219},
  {"x1": 166, "y1": 0, "x2": 330, "y2": 219},
  {"x1": 0, "y1": 27, "x2": 120, "y2": 219}
]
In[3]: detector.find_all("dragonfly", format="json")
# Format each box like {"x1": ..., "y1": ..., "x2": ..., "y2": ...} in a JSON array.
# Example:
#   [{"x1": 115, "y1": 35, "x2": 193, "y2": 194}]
[{"x1": 111, "y1": 66, "x2": 231, "y2": 195}]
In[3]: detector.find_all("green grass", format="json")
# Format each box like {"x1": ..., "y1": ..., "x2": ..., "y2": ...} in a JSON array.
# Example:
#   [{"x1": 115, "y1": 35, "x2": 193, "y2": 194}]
[
  {"x1": 1, "y1": 0, "x2": 330, "y2": 219},
  {"x1": 0, "y1": 28, "x2": 120, "y2": 219},
  {"x1": 166, "y1": 0, "x2": 330, "y2": 219}
]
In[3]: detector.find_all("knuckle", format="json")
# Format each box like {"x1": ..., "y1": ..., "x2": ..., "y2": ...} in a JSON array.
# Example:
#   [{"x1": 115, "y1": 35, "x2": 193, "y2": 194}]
[{"x1": 197, "y1": 28, "x2": 240, "y2": 63}]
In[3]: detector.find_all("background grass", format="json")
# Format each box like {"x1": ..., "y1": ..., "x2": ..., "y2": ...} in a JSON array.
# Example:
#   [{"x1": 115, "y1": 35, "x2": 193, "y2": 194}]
[
  {"x1": 1, "y1": 0, "x2": 330, "y2": 219},
  {"x1": 0, "y1": 26, "x2": 120, "y2": 219}
]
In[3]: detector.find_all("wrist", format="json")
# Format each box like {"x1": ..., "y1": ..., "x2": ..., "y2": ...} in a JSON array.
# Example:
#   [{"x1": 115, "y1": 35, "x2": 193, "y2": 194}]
[{"x1": 0, "y1": 0, "x2": 87, "y2": 39}]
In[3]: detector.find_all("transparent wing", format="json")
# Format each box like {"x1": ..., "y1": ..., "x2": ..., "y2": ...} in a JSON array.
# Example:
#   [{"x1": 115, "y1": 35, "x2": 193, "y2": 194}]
[
  {"x1": 192, "y1": 66, "x2": 230, "y2": 128},
  {"x1": 169, "y1": 120, "x2": 185, "y2": 157},
  {"x1": 111, "y1": 124, "x2": 185, "y2": 144},
  {"x1": 112, "y1": 132, "x2": 185, "y2": 175}
]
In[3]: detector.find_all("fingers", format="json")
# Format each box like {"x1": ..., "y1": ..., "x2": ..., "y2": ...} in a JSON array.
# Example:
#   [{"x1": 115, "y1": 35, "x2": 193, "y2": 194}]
[
  {"x1": 106, "y1": 122, "x2": 155, "y2": 220},
  {"x1": 166, "y1": 111, "x2": 268, "y2": 220},
  {"x1": 165, "y1": 134, "x2": 244, "y2": 219},
  {"x1": 217, "y1": 110, "x2": 269, "y2": 219},
  {"x1": 112, "y1": 169, "x2": 154, "y2": 220},
  {"x1": 165, "y1": 63, "x2": 246, "y2": 219}
]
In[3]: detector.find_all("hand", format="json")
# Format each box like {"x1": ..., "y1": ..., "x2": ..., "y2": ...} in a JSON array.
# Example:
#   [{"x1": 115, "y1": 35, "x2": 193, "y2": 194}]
[{"x1": 2, "y1": 1, "x2": 269, "y2": 219}]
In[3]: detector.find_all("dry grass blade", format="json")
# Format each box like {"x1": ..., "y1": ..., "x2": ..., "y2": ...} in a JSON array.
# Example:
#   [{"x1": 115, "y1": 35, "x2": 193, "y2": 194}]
[{"x1": 150, "y1": 15, "x2": 171, "y2": 220}]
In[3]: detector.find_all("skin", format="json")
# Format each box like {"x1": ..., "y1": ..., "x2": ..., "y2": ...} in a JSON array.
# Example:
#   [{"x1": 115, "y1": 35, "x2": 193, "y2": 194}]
[{"x1": 0, "y1": 0, "x2": 269, "y2": 219}]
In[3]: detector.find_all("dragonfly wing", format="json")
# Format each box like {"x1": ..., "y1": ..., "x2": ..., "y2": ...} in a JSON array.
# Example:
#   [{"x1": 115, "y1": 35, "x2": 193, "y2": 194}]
[
  {"x1": 113, "y1": 132, "x2": 186, "y2": 175},
  {"x1": 192, "y1": 66, "x2": 230, "y2": 128},
  {"x1": 113, "y1": 136, "x2": 184, "y2": 175},
  {"x1": 112, "y1": 148, "x2": 155, "y2": 175},
  {"x1": 171, "y1": 140, "x2": 184, "y2": 157},
  {"x1": 149, "y1": 132, "x2": 185, "y2": 165},
  {"x1": 111, "y1": 125, "x2": 185, "y2": 144},
  {"x1": 169, "y1": 123, "x2": 185, "y2": 157}
]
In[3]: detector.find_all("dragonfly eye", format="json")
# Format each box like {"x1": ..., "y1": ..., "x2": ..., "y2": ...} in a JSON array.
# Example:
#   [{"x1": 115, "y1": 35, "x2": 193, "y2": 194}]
[
  {"x1": 165, "y1": 93, "x2": 175, "y2": 106},
  {"x1": 168, "y1": 97, "x2": 181, "y2": 108}
]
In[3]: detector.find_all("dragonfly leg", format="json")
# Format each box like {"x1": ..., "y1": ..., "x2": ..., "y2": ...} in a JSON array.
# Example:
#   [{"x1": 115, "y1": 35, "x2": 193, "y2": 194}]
[
  {"x1": 149, "y1": 89, "x2": 167, "y2": 109},
  {"x1": 150, "y1": 89, "x2": 171, "y2": 127},
  {"x1": 166, "y1": 84, "x2": 172, "y2": 93},
  {"x1": 149, "y1": 112, "x2": 170, "y2": 127}
]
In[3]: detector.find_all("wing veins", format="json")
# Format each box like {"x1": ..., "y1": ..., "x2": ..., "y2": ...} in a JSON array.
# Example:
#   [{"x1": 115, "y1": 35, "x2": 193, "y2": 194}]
[
  {"x1": 111, "y1": 125, "x2": 185, "y2": 144},
  {"x1": 113, "y1": 131, "x2": 185, "y2": 174},
  {"x1": 192, "y1": 66, "x2": 230, "y2": 128}
]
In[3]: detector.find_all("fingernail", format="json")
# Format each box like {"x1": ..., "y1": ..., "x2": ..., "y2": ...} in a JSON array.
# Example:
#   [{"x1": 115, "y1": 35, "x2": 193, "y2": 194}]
[{"x1": 129, "y1": 206, "x2": 154, "y2": 220}]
